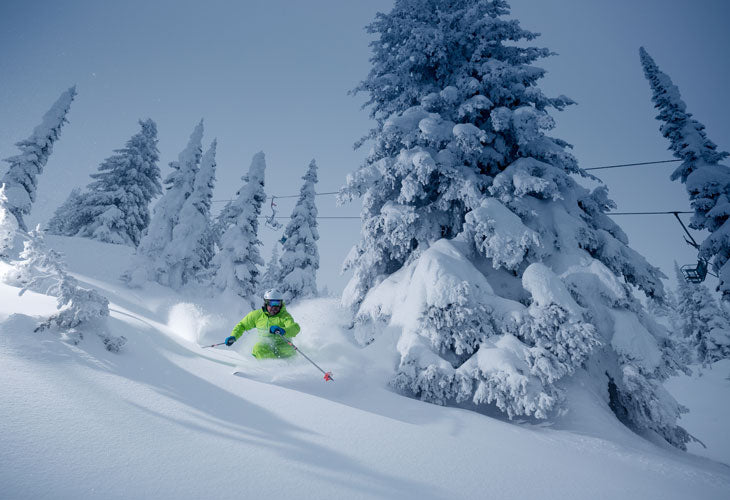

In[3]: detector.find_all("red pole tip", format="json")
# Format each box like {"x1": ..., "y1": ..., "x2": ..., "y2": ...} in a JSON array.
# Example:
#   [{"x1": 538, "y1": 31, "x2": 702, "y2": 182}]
[{"x1": 324, "y1": 372, "x2": 333, "y2": 382}]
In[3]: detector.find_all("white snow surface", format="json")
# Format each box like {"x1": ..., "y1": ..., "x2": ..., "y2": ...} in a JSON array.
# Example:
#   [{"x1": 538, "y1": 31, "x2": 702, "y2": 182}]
[
  {"x1": 358, "y1": 239, "x2": 522, "y2": 328},
  {"x1": 665, "y1": 360, "x2": 730, "y2": 465},
  {"x1": 1, "y1": 236, "x2": 730, "y2": 500},
  {"x1": 522, "y1": 262, "x2": 583, "y2": 316},
  {"x1": 610, "y1": 309, "x2": 664, "y2": 372},
  {"x1": 464, "y1": 197, "x2": 541, "y2": 271}
]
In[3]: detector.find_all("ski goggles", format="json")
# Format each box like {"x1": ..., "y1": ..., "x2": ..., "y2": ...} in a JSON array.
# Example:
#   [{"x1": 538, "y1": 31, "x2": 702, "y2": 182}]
[{"x1": 266, "y1": 299, "x2": 282, "y2": 307}]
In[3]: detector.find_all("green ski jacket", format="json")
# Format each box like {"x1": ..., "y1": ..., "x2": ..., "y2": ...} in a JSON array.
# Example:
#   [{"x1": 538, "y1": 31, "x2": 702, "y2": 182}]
[{"x1": 231, "y1": 304, "x2": 300, "y2": 341}]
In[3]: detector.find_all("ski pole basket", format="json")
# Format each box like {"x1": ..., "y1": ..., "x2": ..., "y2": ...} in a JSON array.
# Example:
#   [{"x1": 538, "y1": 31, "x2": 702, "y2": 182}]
[{"x1": 680, "y1": 258, "x2": 708, "y2": 284}]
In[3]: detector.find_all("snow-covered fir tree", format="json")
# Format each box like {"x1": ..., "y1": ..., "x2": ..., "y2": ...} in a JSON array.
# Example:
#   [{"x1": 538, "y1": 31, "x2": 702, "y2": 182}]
[
  {"x1": 122, "y1": 120, "x2": 203, "y2": 286},
  {"x1": 640, "y1": 47, "x2": 730, "y2": 300},
  {"x1": 0, "y1": 184, "x2": 19, "y2": 259},
  {"x1": 1, "y1": 86, "x2": 76, "y2": 231},
  {"x1": 163, "y1": 140, "x2": 217, "y2": 289},
  {"x1": 211, "y1": 152, "x2": 267, "y2": 301},
  {"x1": 342, "y1": 0, "x2": 690, "y2": 448},
  {"x1": 645, "y1": 288, "x2": 691, "y2": 364},
  {"x1": 3, "y1": 226, "x2": 61, "y2": 291},
  {"x1": 47, "y1": 119, "x2": 161, "y2": 246},
  {"x1": 647, "y1": 288, "x2": 678, "y2": 324},
  {"x1": 674, "y1": 264, "x2": 730, "y2": 366},
  {"x1": 260, "y1": 244, "x2": 282, "y2": 295},
  {"x1": 46, "y1": 188, "x2": 84, "y2": 239},
  {"x1": 212, "y1": 188, "x2": 243, "y2": 247},
  {"x1": 277, "y1": 159, "x2": 320, "y2": 302},
  {"x1": 213, "y1": 201, "x2": 236, "y2": 247},
  {"x1": 38, "y1": 270, "x2": 124, "y2": 352},
  {"x1": 10, "y1": 227, "x2": 124, "y2": 351}
]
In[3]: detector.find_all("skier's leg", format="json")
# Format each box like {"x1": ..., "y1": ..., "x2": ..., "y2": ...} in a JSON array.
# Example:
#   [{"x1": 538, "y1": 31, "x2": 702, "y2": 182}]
[
  {"x1": 274, "y1": 338, "x2": 296, "y2": 358},
  {"x1": 252, "y1": 342, "x2": 278, "y2": 359}
]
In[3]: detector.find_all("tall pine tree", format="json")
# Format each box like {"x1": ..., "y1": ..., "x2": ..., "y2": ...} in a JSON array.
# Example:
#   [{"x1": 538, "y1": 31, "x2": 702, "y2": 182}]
[
  {"x1": 211, "y1": 152, "x2": 267, "y2": 301},
  {"x1": 278, "y1": 159, "x2": 320, "y2": 302},
  {"x1": 1, "y1": 86, "x2": 76, "y2": 231},
  {"x1": 47, "y1": 119, "x2": 161, "y2": 245},
  {"x1": 674, "y1": 264, "x2": 730, "y2": 365},
  {"x1": 164, "y1": 140, "x2": 217, "y2": 289},
  {"x1": 123, "y1": 120, "x2": 203, "y2": 286},
  {"x1": 640, "y1": 47, "x2": 730, "y2": 299},
  {"x1": 12, "y1": 226, "x2": 124, "y2": 351},
  {"x1": 260, "y1": 244, "x2": 282, "y2": 295},
  {"x1": 0, "y1": 184, "x2": 19, "y2": 259},
  {"x1": 342, "y1": 0, "x2": 689, "y2": 448},
  {"x1": 341, "y1": 0, "x2": 582, "y2": 310}
]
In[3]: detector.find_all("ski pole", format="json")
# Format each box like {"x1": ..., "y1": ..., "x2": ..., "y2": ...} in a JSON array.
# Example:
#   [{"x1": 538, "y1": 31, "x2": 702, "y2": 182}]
[
  {"x1": 201, "y1": 341, "x2": 227, "y2": 349},
  {"x1": 281, "y1": 337, "x2": 334, "y2": 382}
]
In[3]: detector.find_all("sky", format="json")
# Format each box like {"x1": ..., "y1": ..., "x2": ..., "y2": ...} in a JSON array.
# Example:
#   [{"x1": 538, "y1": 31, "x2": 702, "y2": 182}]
[{"x1": 1, "y1": 0, "x2": 729, "y2": 295}]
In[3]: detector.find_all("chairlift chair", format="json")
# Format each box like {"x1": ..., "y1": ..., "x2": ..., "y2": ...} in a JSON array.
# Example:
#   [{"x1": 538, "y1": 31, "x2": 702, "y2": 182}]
[
  {"x1": 265, "y1": 196, "x2": 283, "y2": 230},
  {"x1": 672, "y1": 212, "x2": 709, "y2": 283},
  {"x1": 680, "y1": 258, "x2": 708, "y2": 284}
]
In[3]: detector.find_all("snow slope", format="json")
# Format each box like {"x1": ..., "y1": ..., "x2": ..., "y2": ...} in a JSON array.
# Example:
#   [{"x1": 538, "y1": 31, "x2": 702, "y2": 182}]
[
  {"x1": 1, "y1": 236, "x2": 729, "y2": 500},
  {"x1": 665, "y1": 360, "x2": 730, "y2": 465}
]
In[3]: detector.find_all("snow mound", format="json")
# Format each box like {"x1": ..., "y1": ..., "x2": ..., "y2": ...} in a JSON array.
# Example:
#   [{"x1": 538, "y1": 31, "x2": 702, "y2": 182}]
[{"x1": 523, "y1": 262, "x2": 582, "y2": 315}]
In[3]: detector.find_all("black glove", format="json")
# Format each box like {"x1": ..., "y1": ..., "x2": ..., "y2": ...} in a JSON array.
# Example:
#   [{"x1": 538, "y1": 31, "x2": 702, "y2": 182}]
[{"x1": 225, "y1": 336, "x2": 237, "y2": 346}]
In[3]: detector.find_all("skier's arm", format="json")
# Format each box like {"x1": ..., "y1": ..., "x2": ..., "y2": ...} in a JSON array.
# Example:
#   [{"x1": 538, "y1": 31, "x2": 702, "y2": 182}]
[
  {"x1": 232, "y1": 310, "x2": 260, "y2": 339},
  {"x1": 281, "y1": 313, "x2": 300, "y2": 338}
]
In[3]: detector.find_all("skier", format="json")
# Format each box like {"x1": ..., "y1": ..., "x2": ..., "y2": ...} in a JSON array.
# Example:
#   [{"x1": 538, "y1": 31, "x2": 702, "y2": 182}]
[{"x1": 224, "y1": 289, "x2": 301, "y2": 359}]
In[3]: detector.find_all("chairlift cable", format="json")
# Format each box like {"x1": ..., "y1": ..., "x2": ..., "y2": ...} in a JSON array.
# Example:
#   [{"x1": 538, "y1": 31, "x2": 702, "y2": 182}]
[
  {"x1": 608, "y1": 210, "x2": 692, "y2": 215},
  {"x1": 256, "y1": 216, "x2": 361, "y2": 220},
  {"x1": 212, "y1": 160, "x2": 680, "y2": 203},
  {"x1": 583, "y1": 159, "x2": 680, "y2": 171},
  {"x1": 212, "y1": 191, "x2": 338, "y2": 203}
]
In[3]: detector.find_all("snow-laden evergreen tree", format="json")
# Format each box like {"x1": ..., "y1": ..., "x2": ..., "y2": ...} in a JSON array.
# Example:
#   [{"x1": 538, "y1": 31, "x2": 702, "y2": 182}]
[
  {"x1": 211, "y1": 152, "x2": 267, "y2": 301},
  {"x1": 260, "y1": 244, "x2": 282, "y2": 295},
  {"x1": 163, "y1": 140, "x2": 217, "y2": 289},
  {"x1": 3, "y1": 226, "x2": 62, "y2": 292},
  {"x1": 342, "y1": 0, "x2": 690, "y2": 448},
  {"x1": 212, "y1": 183, "x2": 245, "y2": 247},
  {"x1": 0, "y1": 184, "x2": 19, "y2": 259},
  {"x1": 640, "y1": 47, "x2": 730, "y2": 299},
  {"x1": 1, "y1": 86, "x2": 76, "y2": 231},
  {"x1": 122, "y1": 120, "x2": 203, "y2": 287},
  {"x1": 47, "y1": 119, "x2": 161, "y2": 246},
  {"x1": 278, "y1": 159, "x2": 320, "y2": 302},
  {"x1": 647, "y1": 288, "x2": 678, "y2": 323},
  {"x1": 645, "y1": 288, "x2": 691, "y2": 365},
  {"x1": 10, "y1": 227, "x2": 124, "y2": 351},
  {"x1": 46, "y1": 188, "x2": 84, "y2": 238},
  {"x1": 674, "y1": 264, "x2": 730, "y2": 365},
  {"x1": 213, "y1": 200, "x2": 237, "y2": 247}
]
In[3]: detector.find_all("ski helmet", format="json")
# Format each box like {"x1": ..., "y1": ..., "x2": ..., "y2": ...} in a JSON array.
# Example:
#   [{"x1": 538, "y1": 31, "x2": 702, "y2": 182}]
[{"x1": 263, "y1": 289, "x2": 283, "y2": 307}]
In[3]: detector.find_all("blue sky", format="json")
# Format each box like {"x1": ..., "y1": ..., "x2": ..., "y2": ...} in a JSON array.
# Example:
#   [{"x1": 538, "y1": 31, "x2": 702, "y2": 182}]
[{"x1": 1, "y1": 0, "x2": 728, "y2": 294}]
